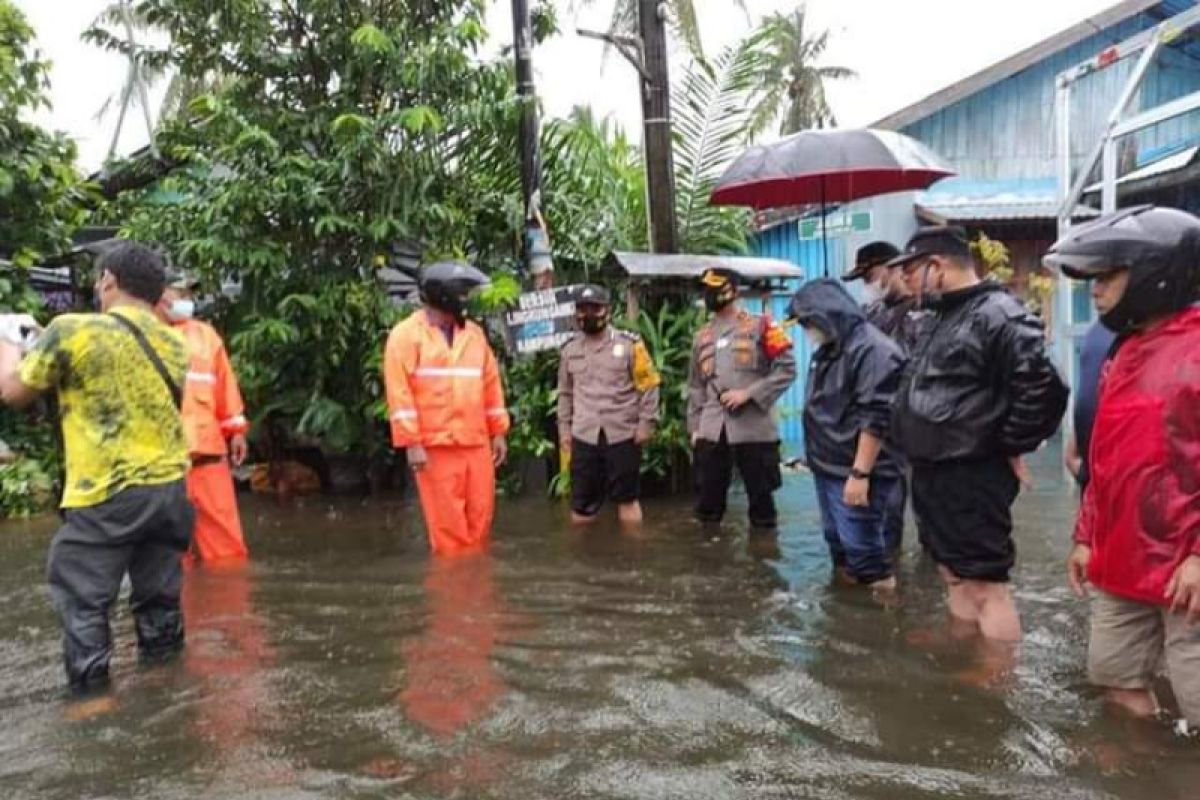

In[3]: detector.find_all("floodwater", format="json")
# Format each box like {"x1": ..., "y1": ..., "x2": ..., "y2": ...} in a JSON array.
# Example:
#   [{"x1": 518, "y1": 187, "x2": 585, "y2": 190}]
[{"x1": 1, "y1": 447, "x2": 1196, "y2": 800}]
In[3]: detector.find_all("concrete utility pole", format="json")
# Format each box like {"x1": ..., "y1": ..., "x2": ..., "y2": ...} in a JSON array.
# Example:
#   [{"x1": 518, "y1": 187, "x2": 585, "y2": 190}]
[
  {"x1": 638, "y1": 0, "x2": 678, "y2": 254},
  {"x1": 511, "y1": 0, "x2": 548, "y2": 273}
]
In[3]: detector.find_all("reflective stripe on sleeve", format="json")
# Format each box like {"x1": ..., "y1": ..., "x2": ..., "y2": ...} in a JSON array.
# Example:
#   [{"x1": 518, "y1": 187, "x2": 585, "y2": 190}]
[{"x1": 413, "y1": 367, "x2": 483, "y2": 378}]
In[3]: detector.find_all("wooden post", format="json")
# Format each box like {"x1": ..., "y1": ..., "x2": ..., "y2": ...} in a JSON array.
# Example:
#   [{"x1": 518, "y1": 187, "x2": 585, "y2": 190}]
[
  {"x1": 638, "y1": 0, "x2": 678, "y2": 254},
  {"x1": 626, "y1": 283, "x2": 641, "y2": 321}
]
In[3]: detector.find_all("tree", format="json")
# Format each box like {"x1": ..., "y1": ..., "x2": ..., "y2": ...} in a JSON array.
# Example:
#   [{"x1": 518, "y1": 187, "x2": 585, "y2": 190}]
[
  {"x1": 0, "y1": 0, "x2": 88, "y2": 517},
  {"x1": 577, "y1": 0, "x2": 746, "y2": 59},
  {"x1": 105, "y1": 0, "x2": 526, "y2": 466},
  {"x1": 750, "y1": 6, "x2": 855, "y2": 138},
  {"x1": 0, "y1": 0, "x2": 88, "y2": 288},
  {"x1": 672, "y1": 29, "x2": 771, "y2": 254}
]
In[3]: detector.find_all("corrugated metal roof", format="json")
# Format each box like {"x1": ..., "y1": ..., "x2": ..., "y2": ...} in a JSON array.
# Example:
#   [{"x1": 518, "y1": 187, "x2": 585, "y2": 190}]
[
  {"x1": 603, "y1": 251, "x2": 806, "y2": 282},
  {"x1": 1083, "y1": 144, "x2": 1200, "y2": 192},
  {"x1": 917, "y1": 178, "x2": 1101, "y2": 221}
]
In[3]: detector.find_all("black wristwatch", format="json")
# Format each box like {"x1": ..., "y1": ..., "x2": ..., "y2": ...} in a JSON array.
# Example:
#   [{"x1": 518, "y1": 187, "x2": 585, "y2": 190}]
[{"x1": 849, "y1": 467, "x2": 871, "y2": 480}]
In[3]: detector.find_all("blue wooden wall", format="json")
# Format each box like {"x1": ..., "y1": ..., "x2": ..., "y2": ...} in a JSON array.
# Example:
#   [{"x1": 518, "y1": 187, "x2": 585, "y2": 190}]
[{"x1": 745, "y1": 227, "x2": 848, "y2": 453}]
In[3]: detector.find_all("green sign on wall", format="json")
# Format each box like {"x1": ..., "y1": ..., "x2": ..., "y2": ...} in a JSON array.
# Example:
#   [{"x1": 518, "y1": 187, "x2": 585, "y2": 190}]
[{"x1": 799, "y1": 211, "x2": 873, "y2": 240}]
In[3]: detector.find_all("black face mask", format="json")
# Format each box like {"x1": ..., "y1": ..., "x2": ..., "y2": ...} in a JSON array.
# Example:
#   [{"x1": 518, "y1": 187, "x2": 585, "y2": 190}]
[
  {"x1": 577, "y1": 311, "x2": 608, "y2": 334},
  {"x1": 704, "y1": 292, "x2": 734, "y2": 312}
]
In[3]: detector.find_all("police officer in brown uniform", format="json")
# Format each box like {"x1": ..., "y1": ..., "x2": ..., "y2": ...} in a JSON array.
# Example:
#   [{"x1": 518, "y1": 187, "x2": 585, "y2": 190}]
[
  {"x1": 688, "y1": 269, "x2": 797, "y2": 529},
  {"x1": 558, "y1": 285, "x2": 662, "y2": 525}
]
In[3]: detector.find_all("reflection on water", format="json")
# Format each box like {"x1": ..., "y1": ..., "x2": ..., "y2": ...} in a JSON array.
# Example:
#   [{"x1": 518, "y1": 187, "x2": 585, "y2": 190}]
[
  {"x1": 0, "y1": 448, "x2": 1197, "y2": 800},
  {"x1": 400, "y1": 554, "x2": 506, "y2": 737}
]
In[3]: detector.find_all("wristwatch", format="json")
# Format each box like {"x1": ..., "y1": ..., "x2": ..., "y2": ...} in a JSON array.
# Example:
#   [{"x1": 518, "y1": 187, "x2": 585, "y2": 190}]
[{"x1": 849, "y1": 467, "x2": 871, "y2": 480}]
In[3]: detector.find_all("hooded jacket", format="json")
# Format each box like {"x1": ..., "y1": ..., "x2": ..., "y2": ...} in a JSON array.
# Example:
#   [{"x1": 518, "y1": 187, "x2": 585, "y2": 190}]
[
  {"x1": 790, "y1": 279, "x2": 905, "y2": 479},
  {"x1": 892, "y1": 282, "x2": 1067, "y2": 463},
  {"x1": 1075, "y1": 306, "x2": 1200, "y2": 606}
]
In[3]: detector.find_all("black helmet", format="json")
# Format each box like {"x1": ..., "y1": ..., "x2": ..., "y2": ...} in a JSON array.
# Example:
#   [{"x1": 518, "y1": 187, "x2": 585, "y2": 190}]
[
  {"x1": 419, "y1": 261, "x2": 490, "y2": 325},
  {"x1": 1043, "y1": 205, "x2": 1200, "y2": 332}
]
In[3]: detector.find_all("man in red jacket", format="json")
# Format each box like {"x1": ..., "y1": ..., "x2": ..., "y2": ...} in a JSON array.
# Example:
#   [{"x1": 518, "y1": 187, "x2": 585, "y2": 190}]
[{"x1": 1044, "y1": 205, "x2": 1200, "y2": 731}]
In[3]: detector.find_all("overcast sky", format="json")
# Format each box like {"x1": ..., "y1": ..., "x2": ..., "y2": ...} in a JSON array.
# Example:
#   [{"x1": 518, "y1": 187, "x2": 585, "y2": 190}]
[{"x1": 18, "y1": 0, "x2": 1117, "y2": 172}]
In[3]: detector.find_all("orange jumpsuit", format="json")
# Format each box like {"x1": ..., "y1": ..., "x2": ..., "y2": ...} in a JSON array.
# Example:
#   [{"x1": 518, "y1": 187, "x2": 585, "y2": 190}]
[
  {"x1": 177, "y1": 319, "x2": 250, "y2": 562},
  {"x1": 384, "y1": 310, "x2": 510, "y2": 555}
]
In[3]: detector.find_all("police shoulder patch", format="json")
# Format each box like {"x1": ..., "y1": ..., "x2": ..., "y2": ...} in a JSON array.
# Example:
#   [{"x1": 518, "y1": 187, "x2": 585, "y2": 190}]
[{"x1": 615, "y1": 328, "x2": 643, "y2": 343}]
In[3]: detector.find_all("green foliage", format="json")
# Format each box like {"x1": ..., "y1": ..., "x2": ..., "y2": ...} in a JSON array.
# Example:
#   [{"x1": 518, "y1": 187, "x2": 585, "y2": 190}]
[
  {"x1": 672, "y1": 29, "x2": 770, "y2": 255},
  {"x1": 106, "y1": 0, "x2": 525, "y2": 463},
  {"x1": 0, "y1": 1, "x2": 87, "y2": 518},
  {"x1": 0, "y1": 411, "x2": 60, "y2": 519},
  {"x1": 0, "y1": 0, "x2": 89, "y2": 293},
  {"x1": 628, "y1": 301, "x2": 703, "y2": 484}
]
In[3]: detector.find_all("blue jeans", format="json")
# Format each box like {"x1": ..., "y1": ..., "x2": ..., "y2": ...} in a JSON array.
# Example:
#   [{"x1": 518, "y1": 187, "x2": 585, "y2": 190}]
[{"x1": 813, "y1": 471, "x2": 900, "y2": 584}]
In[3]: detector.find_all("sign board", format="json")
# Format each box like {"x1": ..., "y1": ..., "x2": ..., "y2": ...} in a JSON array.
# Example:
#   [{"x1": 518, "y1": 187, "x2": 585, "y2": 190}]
[
  {"x1": 798, "y1": 210, "x2": 872, "y2": 240},
  {"x1": 503, "y1": 285, "x2": 580, "y2": 355}
]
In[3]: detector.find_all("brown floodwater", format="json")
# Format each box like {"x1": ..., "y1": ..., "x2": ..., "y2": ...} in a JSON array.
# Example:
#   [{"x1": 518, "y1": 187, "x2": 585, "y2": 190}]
[{"x1": 1, "y1": 445, "x2": 1196, "y2": 800}]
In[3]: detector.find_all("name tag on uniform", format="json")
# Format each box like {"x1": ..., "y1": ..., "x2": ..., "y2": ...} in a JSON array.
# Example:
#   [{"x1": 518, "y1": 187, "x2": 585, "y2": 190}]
[
  {"x1": 612, "y1": 344, "x2": 625, "y2": 358},
  {"x1": 716, "y1": 337, "x2": 730, "y2": 349}
]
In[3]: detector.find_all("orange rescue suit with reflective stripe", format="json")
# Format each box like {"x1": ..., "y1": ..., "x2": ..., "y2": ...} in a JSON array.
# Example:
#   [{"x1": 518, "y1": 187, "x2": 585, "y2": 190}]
[
  {"x1": 384, "y1": 311, "x2": 511, "y2": 449},
  {"x1": 174, "y1": 319, "x2": 248, "y2": 457}
]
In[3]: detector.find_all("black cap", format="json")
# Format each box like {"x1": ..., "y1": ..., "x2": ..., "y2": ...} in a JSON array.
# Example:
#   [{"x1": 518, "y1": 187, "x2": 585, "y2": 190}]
[
  {"x1": 574, "y1": 284, "x2": 611, "y2": 306},
  {"x1": 843, "y1": 241, "x2": 901, "y2": 281},
  {"x1": 165, "y1": 268, "x2": 201, "y2": 290},
  {"x1": 887, "y1": 226, "x2": 972, "y2": 269}
]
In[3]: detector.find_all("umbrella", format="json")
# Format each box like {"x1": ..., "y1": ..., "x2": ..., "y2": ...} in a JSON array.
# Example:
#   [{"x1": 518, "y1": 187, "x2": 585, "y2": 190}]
[{"x1": 710, "y1": 128, "x2": 955, "y2": 274}]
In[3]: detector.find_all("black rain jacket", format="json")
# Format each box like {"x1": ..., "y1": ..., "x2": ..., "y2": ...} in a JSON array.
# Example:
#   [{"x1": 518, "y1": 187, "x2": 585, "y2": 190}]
[
  {"x1": 892, "y1": 282, "x2": 1068, "y2": 463},
  {"x1": 790, "y1": 279, "x2": 906, "y2": 479}
]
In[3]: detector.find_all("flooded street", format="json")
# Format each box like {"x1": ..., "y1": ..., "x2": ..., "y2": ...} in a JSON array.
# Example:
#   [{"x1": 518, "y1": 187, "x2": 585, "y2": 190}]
[{"x1": 1, "y1": 447, "x2": 1196, "y2": 800}]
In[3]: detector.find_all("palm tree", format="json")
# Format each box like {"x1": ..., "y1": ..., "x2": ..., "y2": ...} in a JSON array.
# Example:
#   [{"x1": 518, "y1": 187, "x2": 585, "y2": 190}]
[
  {"x1": 576, "y1": 0, "x2": 747, "y2": 59},
  {"x1": 87, "y1": 1, "x2": 220, "y2": 162},
  {"x1": 749, "y1": 6, "x2": 856, "y2": 138}
]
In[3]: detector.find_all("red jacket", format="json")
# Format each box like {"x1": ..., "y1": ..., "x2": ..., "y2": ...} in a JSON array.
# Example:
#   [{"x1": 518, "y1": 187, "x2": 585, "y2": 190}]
[{"x1": 1075, "y1": 306, "x2": 1200, "y2": 605}]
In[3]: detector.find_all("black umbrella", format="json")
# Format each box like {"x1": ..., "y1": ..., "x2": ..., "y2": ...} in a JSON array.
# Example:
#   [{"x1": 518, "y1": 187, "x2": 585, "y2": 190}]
[{"x1": 711, "y1": 129, "x2": 955, "y2": 273}]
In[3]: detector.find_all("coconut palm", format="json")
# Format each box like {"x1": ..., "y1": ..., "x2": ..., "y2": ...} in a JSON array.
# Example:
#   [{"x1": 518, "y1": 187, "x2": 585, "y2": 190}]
[
  {"x1": 750, "y1": 6, "x2": 856, "y2": 138},
  {"x1": 576, "y1": 0, "x2": 747, "y2": 59},
  {"x1": 86, "y1": 0, "x2": 220, "y2": 161}
]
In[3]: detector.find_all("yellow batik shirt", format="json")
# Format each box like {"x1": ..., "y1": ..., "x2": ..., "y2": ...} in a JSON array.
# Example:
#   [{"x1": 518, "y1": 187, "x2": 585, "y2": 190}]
[{"x1": 19, "y1": 306, "x2": 190, "y2": 508}]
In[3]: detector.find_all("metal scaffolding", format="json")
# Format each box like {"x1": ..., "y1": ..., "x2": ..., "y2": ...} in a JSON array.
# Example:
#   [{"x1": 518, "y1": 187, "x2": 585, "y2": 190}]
[{"x1": 1054, "y1": 3, "x2": 1200, "y2": 396}]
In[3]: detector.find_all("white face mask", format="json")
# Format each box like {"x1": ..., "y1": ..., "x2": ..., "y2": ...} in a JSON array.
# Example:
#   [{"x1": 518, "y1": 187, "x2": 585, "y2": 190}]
[
  {"x1": 166, "y1": 299, "x2": 195, "y2": 322},
  {"x1": 804, "y1": 326, "x2": 828, "y2": 349},
  {"x1": 862, "y1": 280, "x2": 886, "y2": 304}
]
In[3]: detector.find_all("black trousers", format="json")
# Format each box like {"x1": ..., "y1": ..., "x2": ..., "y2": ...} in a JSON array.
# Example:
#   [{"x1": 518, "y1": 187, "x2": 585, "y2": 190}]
[
  {"x1": 693, "y1": 432, "x2": 781, "y2": 528},
  {"x1": 884, "y1": 471, "x2": 907, "y2": 552},
  {"x1": 47, "y1": 481, "x2": 194, "y2": 691}
]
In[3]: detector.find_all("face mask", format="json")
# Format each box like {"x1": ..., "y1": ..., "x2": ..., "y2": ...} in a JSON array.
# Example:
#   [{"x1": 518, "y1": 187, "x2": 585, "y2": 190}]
[
  {"x1": 166, "y1": 299, "x2": 196, "y2": 322},
  {"x1": 704, "y1": 292, "x2": 734, "y2": 313},
  {"x1": 804, "y1": 327, "x2": 828, "y2": 349},
  {"x1": 862, "y1": 281, "x2": 885, "y2": 304},
  {"x1": 576, "y1": 310, "x2": 609, "y2": 335}
]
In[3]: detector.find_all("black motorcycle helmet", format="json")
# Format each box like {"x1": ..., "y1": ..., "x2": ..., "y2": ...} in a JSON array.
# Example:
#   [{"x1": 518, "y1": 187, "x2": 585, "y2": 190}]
[
  {"x1": 700, "y1": 268, "x2": 740, "y2": 312},
  {"x1": 1043, "y1": 205, "x2": 1200, "y2": 332},
  {"x1": 419, "y1": 261, "x2": 490, "y2": 325},
  {"x1": 573, "y1": 284, "x2": 611, "y2": 335}
]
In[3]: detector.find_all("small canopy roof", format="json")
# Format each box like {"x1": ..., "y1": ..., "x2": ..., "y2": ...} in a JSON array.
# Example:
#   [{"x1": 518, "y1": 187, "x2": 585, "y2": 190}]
[{"x1": 604, "y1": 251, "x2": 805, "y2": 284}]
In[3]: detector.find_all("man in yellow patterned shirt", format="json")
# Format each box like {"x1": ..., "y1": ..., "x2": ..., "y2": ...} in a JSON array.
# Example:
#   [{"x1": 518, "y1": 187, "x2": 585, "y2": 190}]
[{"x1": 0, "y1": 242, "x2": 193, "y2": 693}]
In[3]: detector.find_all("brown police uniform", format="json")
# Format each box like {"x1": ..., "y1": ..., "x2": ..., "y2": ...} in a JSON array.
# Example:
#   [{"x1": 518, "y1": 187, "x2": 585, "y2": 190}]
[
  {"x1": 558, "y1": 327, "x2": 661, "y2": 516},
  {"x1": 688, "y1": 309, "x2": 796, "y2": 527}
]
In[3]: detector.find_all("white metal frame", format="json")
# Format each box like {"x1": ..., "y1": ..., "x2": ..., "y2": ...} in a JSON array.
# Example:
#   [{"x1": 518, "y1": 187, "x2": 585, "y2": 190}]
[{"x1": 1054, "y1": 4, "x2": 1200, "y2": 399}]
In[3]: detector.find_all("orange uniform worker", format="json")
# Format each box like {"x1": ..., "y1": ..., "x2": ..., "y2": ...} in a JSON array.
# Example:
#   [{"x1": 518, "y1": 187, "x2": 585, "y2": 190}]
[
  {"x1": 159, "y1": 272, "x2": 250, "y2": 562},
  {"x1": 384, "y1": 262, "x2": 510, "y2": 556}
]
